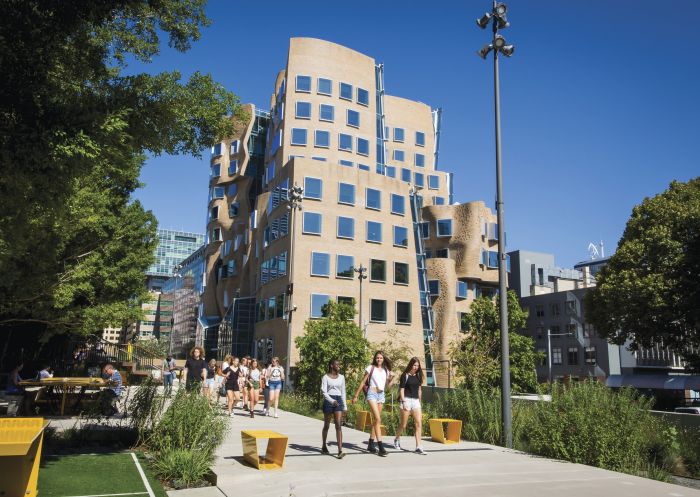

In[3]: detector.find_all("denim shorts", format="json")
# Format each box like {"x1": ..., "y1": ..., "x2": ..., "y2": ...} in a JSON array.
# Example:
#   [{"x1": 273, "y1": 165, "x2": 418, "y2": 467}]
[
  {"x1": 366, "y1": 389, "x2": 385, "y2": 404},
  {"x1": 323, "y1": 395, "x2": 345, "y2": 414},
  {"x1": 268, "y1": 380, "x2": 282, "y2": 391}
]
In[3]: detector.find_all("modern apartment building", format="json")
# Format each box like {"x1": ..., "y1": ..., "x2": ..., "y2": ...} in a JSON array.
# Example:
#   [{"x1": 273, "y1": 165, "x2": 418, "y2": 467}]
[
  {"x1": 202, "y1": 38, "x2": 503, "y2": 385},
  {"x1": 146, "y1": 229, "x2": 205, "y2": 291}
]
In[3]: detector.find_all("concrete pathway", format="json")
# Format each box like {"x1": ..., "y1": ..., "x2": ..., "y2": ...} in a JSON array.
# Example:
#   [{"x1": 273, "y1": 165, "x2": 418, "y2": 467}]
[{"x1": 211, "y1": 407, "x2": 700, "y2": 497}]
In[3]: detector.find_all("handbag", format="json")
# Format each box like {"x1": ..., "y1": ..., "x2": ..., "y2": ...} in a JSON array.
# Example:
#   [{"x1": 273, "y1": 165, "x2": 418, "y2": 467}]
[
  {"x1": 219, "y1": 384, "x2": 226, "y2": 397},
  {"x1": 362, "y1": 366, "x2": 374, "y2": 396}
]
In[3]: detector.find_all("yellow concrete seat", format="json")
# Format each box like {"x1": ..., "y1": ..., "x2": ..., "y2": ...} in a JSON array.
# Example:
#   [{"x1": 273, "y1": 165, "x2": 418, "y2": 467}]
[
  {"x1": 355, "y1": 410, "x2": 387, "y2": 436},
  {"x1": 428, "y1": 418, "x2": 462, "y2": 444},
  {"x1": 0, "y1": 417, "x2": 50, "y2": 497},
  {"x1": 241, "y1": 430, "x2": 288, "y2": 470}
]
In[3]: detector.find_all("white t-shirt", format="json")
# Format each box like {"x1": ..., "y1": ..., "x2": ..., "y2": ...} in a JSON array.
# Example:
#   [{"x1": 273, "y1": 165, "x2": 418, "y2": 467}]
[
  {"x1": 365, "y1": 366, "x2": 388, "y2": 391},
  {"x1": 249, "y1": 369, "x2": 261, "y2": 381},
  {"x1": 239, "y1": 365, "x2": 249, "y2": 379},
  {"x1": 268, "y1": 366, "x2": 284, "y2": 381}
]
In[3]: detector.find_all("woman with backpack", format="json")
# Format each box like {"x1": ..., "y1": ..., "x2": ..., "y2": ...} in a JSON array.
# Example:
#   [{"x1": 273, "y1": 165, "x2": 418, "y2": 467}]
[
  {"x1": 393, "y1": 357, "x2": 426, "y2": 454},
  {"x1": 351, "y1": 350, "x2": 393, "y2": 456}
]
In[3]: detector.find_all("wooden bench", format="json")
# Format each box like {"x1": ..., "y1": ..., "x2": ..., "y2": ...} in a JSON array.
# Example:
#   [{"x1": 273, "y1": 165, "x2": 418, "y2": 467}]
[
  {"x1": 428, "y1": 418, "x2": 462, "y2": 444},
  {"x1": 241, "y1": 430, "x2": 288, "y2": 470}
]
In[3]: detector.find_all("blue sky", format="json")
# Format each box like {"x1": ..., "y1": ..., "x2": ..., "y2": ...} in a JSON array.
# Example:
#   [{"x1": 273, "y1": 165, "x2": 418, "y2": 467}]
[{"x1": 134, "y1": 0, "x2": 699, "y2": 268}]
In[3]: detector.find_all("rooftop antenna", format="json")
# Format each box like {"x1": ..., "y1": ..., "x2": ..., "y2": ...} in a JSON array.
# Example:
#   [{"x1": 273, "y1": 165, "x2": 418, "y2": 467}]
[
  {"x1": 600, "y1": 240, "x2": 605, "y2": 258},
  {"x1": 588, "y1": 242, "x2": 600, "y2": 260}
]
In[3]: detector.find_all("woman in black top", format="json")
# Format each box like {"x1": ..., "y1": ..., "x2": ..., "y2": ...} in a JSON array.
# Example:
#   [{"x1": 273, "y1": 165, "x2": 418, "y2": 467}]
[
  {"x1": 183, "y1": 346, "x2": 207, "y2": 392},
  {"x1": 393, "y1": 357, "x2": 426, "y2": 454},
  {"x1": 223, "y1": 357, "x2": 241, "y2": 417}
]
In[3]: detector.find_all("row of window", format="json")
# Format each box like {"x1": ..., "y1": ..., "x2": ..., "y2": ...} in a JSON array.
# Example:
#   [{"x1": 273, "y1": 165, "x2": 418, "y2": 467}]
[
  {"x1": 211, "y1": 140, "x2": 240, "y2": 158},
  {"x1": 545, "y1": 346, "x2": 597, "y2": 366},
  {"x1": 532, "y1": 300, "x2": 579, "y2": 318},
  {"x1": 302, "y1": 212, "x2": 409, "y2": 246},
  {"x1": 534, "y1": 323, "x2": 595, "y2": 340},
  {"x1": 295, "y1": 75, "x2": 370, "y2": 105},
  {"x1": 310, "y1": 294, "x2": 412, "y2": 324},
  {"x1": 428, "y1": 280, "x2": 479, "y2": 300},
  {"x1": 294, "y1": 101, "x2": 362, "y2": 128},
  {"x1": 260, "y1": 251, "x2": 288, "y2": 286},
  {"x1": 291, "y1": 128, "x2": 371, "y2": 156},
  {"x1": 310, "y1": 253, "x2": 410, "y2": 285}
]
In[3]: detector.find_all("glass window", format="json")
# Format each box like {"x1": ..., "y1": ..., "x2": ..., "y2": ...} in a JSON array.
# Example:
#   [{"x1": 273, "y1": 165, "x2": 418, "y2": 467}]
[
  {"x1": 229, "y1": 201, "x2": 239, "y2": 217},
  {"x1": 338, "y1": 183, "x2": 355, "y2": 205},
  {"x1": 428, "y1": 280, "x2": 440, "y2": 296},
  {"x1": 213, "y1": 186, "x2": 225, "y2": 199},
  {"x1": 339, "y1": 160, "x2": 354, "y2": 168},
  {"x1": 319, "y1": 104, "x2": 334, "y2": 122},
  {"x1": 339, "y1": 133, "x2": 353, "y2": 151},
  {"x1": 337, "y1": 216, "x2": 355, "y2": 239},
  {"x1": 585, "y1": 346, "x2": 597, "y2": 365},
  {"x1": 303, "y1": 212, "x2": 322, "y2": 235},
  {"x1": 315, "y1": 130, "x2": 330, "y2": 148},
  {"x1": 357, "y1": 87, "x2": 369, "y2": 105},
  {"x1": 416, "y1": 131, "x2": 426, "y2": 147},
  {"x1": 393, "y1": 226, "x2": 409, "y2": 247},
  {"x1": 311, "y1": 294, "x2": 332, "y2": 318},
  {"x1": 433, "y1": 196, "x2": 445, "y2": 205},
  {"x1": 415, "y1": 153, "x2": 425, "y2": 167},
  {"x1": 568, "y1": 347, "x2": 579, "y2": 365},
  {"x1": 304, "y1": 177, "x2": 322, "y2": 200},
  {"x1": 211, "y1": 227, "x2": 221, "y2": 241},
  {"x1": 436, "y1": 248, "x2": 449, "y2": 258},
  {"x1": 393, "y1": 149, "x2": 405, "y2": 162},
  {"x1": 210, "y1": 206, "x2": 219, "y2": 220},
  {"x1": 228, "y1": 160, "x2": 238, "y2": 176},
  {"x1": 386, "y1": 166, "x2": 396, "y2": 178},
  {"x1": 396, "y1": 301, "x2": 411, "y2": 324},
  {"x1": 336, "y1": 255, "x2": 354, "y2": 279},
  {"x1": 391, "y1": 194, "x2": 405, "y2": 215},
  {"x1": 357, "y1": 137, "x2": 370, "y2": 156},
  {"x1": 311, "y1": 252, "x2": 330, "y2": 277},
  {"x1": 312, "y1": 157, "x2": 326, "y2": 162},
  {"x1": 296, "y1": 101, "x2": 311, "y2": 119},
  {"x1": 317, "y1": 77, "x2": 332, "y2": 95},
  {"x1": 428, "y1": 175, "x2": 439, "y2": 189},
  {"x1": 414, "y1": 172, "x2": 424, "y2": 187},
  {"x1": 340, "y1": 82, "x2": 353, "y2": 100},
  {"x1": 437, "y1": 219, "x2": 452, "y2": 237},
  {"x1": 366, "y1": 188, "x2": 381, "y2": 210},
  {"x1": 338, "y1": 296, "x2": 354, "y2": 307},
  {"x1": 211, "y1": 164, "x2": 220, "y2": 177},
  {"x1": 460, "y1": 312, "x2": 469, "y2": 332},
  {"x1": 358, "y1": 164, "x2": 370, "y2": 171},
  {"x1": 296, "y1": 75, "x2": 311, "y2": 92},
  {"x1": 230, "y1": 140, "x2": 239, "y2": 154},
  {"x1": 552, "y1": 347, "x2": 563, "y2": 365},
  {"x1": 370, "y1": 299, "x2": 387, "y2": 322},
  {"x1": 212, "y1": 143, "x2": 222, "y2": 156},
  {"x1": 394, "y1": 127, "x2": 405, "y2": 142},
  {"x1": 291, "y1": 128, "x2": 307, "y2": 145},
  {"x1": 419, "y1": 222, "x2": 430, "y2": 239},
  {"x1": 401, "y1": 168, "x2": 411, "y2": 182},
  {"x1": 366, "y1": 221, "x2": 382, "y2": 243},
  {"x1": 456, "y1": 281, "x2": 468, "y2": 299},
  {"x1": 370, "y1": 259, "x2": 386, "y2": 282},
  {"x1": 394, "y1": 262, "x2": 409, "y2": 285},
  {"x1": 347, "y1": 110, "x2": 360, "y2": 128}
]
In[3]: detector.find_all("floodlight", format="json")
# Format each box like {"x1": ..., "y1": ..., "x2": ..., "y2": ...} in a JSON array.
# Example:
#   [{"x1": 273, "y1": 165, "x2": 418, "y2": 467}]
[
  {"x1": 478, "y1": 44, "x2": 493, "y2": 59},
  {"x1": 476, "y1": 13, "x2": 492, "y2": 29},
  {"x1": 497, "y1": 16, "x2": 510, "y2": 29},
  {"x1": 501, "y1": 45, "x2": 515, "y2": 57},
  {"x1": 495, "y1": 3, "x2": 507, "y2": 16},
  {"x1": 493, "y1": 35, "x2": 506, "y2": 49}
]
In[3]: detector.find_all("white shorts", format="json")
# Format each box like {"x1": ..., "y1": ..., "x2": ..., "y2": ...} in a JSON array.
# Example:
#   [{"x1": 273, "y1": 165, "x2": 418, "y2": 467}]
[{"x1": 401, "y1": 398, "x2": 421, "y2": 411}]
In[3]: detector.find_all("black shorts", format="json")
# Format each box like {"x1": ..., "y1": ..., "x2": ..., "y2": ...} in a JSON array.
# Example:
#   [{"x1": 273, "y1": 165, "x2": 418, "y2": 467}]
[
  {"x1": 225, "y1": 381, "x2": 239, "y2": 392},
  {"x1": 323, "y1": 395, "x2": 345, "y2": 414}
]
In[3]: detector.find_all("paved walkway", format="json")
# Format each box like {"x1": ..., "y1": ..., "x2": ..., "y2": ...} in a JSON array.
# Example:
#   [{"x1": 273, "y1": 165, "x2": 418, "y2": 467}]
[{"x1": 211, "y1": 407, "x2": 700, "y2": 497}]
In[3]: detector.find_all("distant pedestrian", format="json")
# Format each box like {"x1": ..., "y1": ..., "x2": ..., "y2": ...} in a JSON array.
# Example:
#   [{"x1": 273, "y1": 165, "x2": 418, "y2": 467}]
[
  {"x1": 101, "y1": 363, "x2": 123, "y2": 416},
  {"x1": 321, "y1": 359, "x2": 347, "y2": 459},
  {"x1": 223, "y1": 357, "x2": 241, "y2": 417},
  {"x1": 162, "y1": 354, "x2": 177, "y2": 396},
  {"x1": 183, "y1": 346, "x2": 206, "y2": 392},
  {"x1": 262, "y1": 362, "x2": 270, "y2": 415},
  {"x1": 246, "y1": 359, "x2": 262, "y2": 417},
  {"x1": 238, "y1": 357, "x2": 249, "y2": 409},
  {"x1": 351, "y1": 350, "x2": 393, "y2": 456},
  {"x1": 204, "y1": 358, "x2": 217, "y2": 401},
  {"x1": 393, "y1": 357, "x2": 426, "y2": 454},
  {"x1": 266, "y1": 357, "x2": 285, "y2": 418}
]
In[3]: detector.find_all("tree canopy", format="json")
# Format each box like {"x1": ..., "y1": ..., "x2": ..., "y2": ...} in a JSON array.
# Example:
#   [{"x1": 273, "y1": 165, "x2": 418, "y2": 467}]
[
  {"x1": 451, "y1": 291, "x2": 541, "y2": 392},
  {"x1": 586, "y1": 178, "x2": 700, "y2": 371},
  {"x1": 0, "y1": 0, "x2": 240, "y2": 337},
  {"x1": 294, "y1": 301, "x2": 371, "y2": 398}
]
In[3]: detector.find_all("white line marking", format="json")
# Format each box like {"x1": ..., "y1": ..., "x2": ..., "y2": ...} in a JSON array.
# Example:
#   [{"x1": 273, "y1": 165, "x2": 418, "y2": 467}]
[
  {"x1": 130, "y1": 452, "x2": 156, "y2": 497},
  {"x1": 60, "y1": 492, "x2": 148, "y2": 497}
]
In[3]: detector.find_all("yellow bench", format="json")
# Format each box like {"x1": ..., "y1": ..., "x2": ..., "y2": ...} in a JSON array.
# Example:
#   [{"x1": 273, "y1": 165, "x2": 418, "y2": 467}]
[
  {"x1": 429, "y1": 418, "x2": 462, "y2": 444},
  {"x1": 355, "y1": 410, "x2": 387, "y2": 436},
  {"x1": 241, "y1": 430, "x2": 288, "y2": 470},
  {"x1": 0, "y1": 417, "x2": 50, "y2": 497}
]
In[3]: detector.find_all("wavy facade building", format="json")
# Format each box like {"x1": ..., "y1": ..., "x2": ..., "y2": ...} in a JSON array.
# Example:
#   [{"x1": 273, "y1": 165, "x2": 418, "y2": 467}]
[{"x1": 202, "y1": 38, "x2": 504, "y2": 385}]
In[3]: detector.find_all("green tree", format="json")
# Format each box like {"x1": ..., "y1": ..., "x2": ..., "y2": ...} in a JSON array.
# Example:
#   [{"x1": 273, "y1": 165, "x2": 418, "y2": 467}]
[
  {"x1": 586, "y1": 178, "x2": 700, "y2": 371},
  {"x1": 450, "y1": 291, "x2": 541, "y2": 392},
  {"x1": 0, "y1": 1, "x2": 240, "y2": 337},
  {"x1": 294, "y1": 301, "x2": 371, "y2": 398},
  {"x1": 370, "y1": 328, "x2": 413, "y2": 374}
]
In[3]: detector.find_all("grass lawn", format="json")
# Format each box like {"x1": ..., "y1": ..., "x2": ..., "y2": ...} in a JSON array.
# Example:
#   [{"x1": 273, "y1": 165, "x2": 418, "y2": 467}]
[{"x1": 38, "y1": 452, "x2": 168, "y2": 497}]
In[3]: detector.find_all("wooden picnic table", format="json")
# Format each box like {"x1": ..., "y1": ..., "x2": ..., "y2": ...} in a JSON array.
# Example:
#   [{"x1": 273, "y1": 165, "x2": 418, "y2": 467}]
[{"x1": 19, "y1": 377, "x2": 107, "y2": 416}]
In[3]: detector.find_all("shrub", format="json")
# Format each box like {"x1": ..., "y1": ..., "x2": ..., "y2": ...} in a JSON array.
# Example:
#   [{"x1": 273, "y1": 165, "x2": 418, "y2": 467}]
[
  {"x1": 150, "y1": 449, "x2": 212, "y2": 488},
  {"x1": 677, "y1": 426, "x2": 700, "y2": 477},
  {"x1": 278, "y1": 392, "x2": 324, "y2": 420}
]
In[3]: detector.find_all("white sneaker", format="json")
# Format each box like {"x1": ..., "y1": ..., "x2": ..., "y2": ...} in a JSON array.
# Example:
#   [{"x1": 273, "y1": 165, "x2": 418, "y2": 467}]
[
  {"x1": 274, "y1": 413, "x2": 279, "y2": 418},
  {"x1": 393, "y1": 438, "x2": 401, "y2": 450},
  {"x1": 415, "y1": 447, "x2": 426, "y2": 455},
  {"x1": 228, "y1": 412, "x2": 234, "y2": 417}
]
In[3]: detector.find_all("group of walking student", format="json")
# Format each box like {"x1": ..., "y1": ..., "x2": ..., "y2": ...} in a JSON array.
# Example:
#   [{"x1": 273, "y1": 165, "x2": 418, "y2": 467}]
[
  {"x1": 321, "y1": 351, "x2": 426, "y2": 459},
  {"x1": 180, "y1": 346, "x2": 286, "y2": 418}
]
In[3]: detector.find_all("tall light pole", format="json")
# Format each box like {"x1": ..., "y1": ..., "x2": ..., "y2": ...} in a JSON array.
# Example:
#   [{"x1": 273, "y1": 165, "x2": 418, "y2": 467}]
[
  {"x1": 476, "y1": 0, "x2": 515, "y2": 448},
  {"x1": 353, "y1": 264, "x2": 367, "y2": 329},
  {"x1": 284, "y1": 183, "x2": 304, "y2": 387}
]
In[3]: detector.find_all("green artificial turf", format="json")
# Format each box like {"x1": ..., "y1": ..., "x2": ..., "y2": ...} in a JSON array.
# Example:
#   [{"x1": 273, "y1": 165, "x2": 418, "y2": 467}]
[{"x1": 38, "y1": 452, "x2": 167, "y2": 497}]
